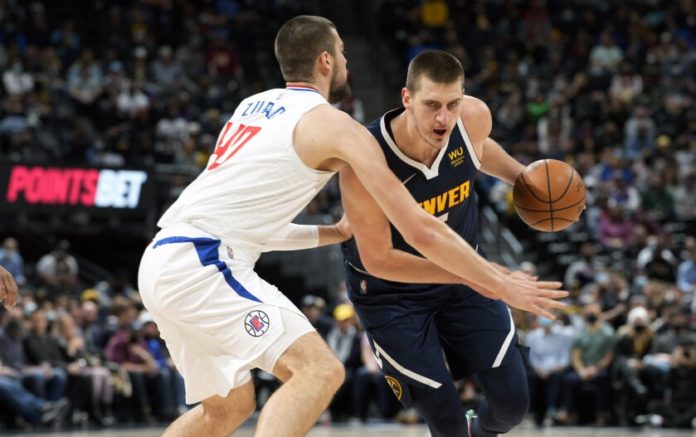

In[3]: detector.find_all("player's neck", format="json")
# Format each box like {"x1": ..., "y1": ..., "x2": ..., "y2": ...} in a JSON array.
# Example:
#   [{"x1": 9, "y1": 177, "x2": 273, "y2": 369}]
[
  {"x1": 392, "y1": 111, "x2": 440, "y2": 167},
  {"x1": 286, "y1": 81, "x2": 329, "y2": 100}
]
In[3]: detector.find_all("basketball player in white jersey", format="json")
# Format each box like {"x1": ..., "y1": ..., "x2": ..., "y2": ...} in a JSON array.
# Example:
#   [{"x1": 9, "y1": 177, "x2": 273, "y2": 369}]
[
  {"x1": 0, "y1": 265, "x2": 18, "y2": 310},
  {"x1": 138, "y1": 15, "x2": 567, "y2": 437}
]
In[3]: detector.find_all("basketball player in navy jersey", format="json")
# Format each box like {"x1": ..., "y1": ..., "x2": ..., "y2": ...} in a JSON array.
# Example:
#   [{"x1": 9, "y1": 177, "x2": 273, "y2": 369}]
[{"x1": 341, "y1": 51, "x2": 540, "y2": 437}]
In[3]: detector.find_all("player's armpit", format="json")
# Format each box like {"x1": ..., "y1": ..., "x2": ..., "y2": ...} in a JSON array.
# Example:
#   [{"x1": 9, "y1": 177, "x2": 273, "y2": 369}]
[{"x1": 478, "y1": 137, "x2": 525, "y2": 185}]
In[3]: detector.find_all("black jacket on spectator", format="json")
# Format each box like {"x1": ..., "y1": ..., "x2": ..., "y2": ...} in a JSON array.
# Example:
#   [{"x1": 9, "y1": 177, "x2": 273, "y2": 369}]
[{"x1": 23, "y1": 333, "x2": 67, "y2": 368}]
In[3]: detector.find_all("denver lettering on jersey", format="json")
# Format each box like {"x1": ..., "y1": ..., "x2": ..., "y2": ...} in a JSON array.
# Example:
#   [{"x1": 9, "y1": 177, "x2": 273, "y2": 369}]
[{"x1": 417, "y1": 180, "x2": 471, "y2": 215}]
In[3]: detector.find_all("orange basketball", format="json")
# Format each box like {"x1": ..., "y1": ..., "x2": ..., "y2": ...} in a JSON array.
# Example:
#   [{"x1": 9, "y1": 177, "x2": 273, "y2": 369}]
[{"x1": 513, "y1": 159, "x2": 586, "y2": 232}]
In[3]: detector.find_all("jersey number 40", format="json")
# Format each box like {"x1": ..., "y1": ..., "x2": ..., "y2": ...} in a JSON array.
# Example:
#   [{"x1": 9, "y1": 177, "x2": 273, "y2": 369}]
[{"x1": 208, "y1": 122, "x2": 261, "y2": 170}]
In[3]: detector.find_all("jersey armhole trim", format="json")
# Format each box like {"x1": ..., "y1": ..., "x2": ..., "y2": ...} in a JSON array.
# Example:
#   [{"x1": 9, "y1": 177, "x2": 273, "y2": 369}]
[{"x1": 457, "y1": 116, "x2": 482, "y2": 170}]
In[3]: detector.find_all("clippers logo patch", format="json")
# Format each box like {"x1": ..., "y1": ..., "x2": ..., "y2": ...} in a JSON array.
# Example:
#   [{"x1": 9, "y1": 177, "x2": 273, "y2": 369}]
[
  {"x1": 244, "y1": 310, "x2": 270, "y2": 337},
  {"x1": 385, "y1": 375, "x2": 403, "y2": 400}
]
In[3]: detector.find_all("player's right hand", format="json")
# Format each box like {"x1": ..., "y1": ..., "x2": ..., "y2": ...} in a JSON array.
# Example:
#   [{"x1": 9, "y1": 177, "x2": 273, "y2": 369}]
[
  {"x1": 499, "y1": 274, "x2": 567, "y2": 320},
  {"x1": 0, "y1": 265, "x2": 18, "y2": 310}
]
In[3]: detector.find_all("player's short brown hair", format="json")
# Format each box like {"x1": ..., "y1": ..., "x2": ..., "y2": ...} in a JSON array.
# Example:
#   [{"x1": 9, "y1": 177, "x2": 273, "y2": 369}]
[
  {"x1": 406, "y1": 50, "x2": 465, "y2": 92},
  {"x1": 275, "y1": 15, "x2": 337, "y2": 82}
]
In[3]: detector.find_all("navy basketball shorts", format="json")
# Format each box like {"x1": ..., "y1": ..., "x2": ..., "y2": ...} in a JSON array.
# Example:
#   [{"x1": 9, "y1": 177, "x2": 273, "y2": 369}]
[{"x1": 346, "y1": 270, "x2": 518, "y2": 406}]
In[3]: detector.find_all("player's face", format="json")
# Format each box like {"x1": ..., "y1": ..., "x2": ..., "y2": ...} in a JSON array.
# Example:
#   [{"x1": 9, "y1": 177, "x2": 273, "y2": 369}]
[
  {"x1": 403, "y1": 76, "x2": 464, "y2": 150},
  {"x1": 328, "y1": 31, "x2": 351, "y2": 103}
]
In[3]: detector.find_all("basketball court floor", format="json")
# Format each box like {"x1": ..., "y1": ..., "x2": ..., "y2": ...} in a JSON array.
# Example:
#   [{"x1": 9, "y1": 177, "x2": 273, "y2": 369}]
[{"x1": 5, "y1": 424, "x2": 695, "y2": 437}]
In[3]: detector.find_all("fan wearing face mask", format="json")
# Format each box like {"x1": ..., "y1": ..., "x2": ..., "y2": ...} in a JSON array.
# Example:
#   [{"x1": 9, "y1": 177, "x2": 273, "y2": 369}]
[{"x1": 554, "y1": 303, "x2": 616, "y2": 426}]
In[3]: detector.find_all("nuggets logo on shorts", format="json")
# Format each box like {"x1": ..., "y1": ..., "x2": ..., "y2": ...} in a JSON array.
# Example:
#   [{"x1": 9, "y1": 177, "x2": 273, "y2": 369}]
[
  {"x1": 244, "y1": 310, "x2": 270, "y2": 337},
  {"x1": 385, "y1": 375, "x2": 403, "y2": 400}
]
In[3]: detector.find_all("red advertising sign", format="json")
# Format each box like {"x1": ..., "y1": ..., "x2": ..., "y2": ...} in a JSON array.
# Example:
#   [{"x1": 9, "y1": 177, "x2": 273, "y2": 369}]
[{"x1": 1, "y1": 163, "x2": 154, "y2": 212}]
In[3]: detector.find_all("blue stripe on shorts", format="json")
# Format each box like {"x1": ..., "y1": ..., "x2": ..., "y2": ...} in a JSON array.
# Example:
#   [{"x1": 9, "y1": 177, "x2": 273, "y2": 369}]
[{"x1": 153, "y1": 236, "x2": 262, "y2": 303}]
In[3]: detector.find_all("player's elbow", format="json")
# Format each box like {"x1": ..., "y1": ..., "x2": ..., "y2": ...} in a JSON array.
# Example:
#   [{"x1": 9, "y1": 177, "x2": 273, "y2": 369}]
[
  {"x1": 360, "y1": 251, "x2": 390, "y2": 277},
  {"x1": 402, "y1": 221, "x2": 438, "y2": 255}
]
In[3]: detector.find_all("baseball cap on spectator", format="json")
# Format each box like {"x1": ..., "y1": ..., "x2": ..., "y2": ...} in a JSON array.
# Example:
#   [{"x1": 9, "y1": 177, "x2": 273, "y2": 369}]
[
  {"x1": 81, "y1": 288, "x2": 101, "y2": 302},
  {"x1": 333, "y1": 303, "x2": 355, "y2": 321},
  {"x1": 301, "y1": 294, "x2": 326, "y2": 310}
]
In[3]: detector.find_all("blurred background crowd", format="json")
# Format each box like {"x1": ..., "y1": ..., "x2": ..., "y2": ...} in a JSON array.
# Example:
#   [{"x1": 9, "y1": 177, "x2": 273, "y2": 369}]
[{"x1": 0, "y1": 0, "x2": 695, "y2": 432}]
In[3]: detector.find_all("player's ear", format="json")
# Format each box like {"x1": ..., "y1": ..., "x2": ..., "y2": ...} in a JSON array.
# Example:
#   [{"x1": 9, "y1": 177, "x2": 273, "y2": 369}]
[
  {"x1": 317, "y1": 51, "x2": 332, "y2": 76},
  {"x1": 401, "y1": 87, "x2": 411, "y2": 108}
]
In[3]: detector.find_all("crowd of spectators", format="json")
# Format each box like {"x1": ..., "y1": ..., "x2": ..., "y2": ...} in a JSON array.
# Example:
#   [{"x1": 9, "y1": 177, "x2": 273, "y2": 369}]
[{"x1": 1, "y1": 0, "x2": 696, "y2": 431}]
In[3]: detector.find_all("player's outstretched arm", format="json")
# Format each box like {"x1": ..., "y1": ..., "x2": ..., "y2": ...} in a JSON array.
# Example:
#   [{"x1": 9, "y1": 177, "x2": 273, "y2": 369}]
[
  {"x1": 261, "y1": 216, "x2": 352, "y2": 252},
  {"x1": 0, "y1": 265, "x2": 18, "y2": 309},
  {"x1": 341, "y1": 166, "x2": 566, "y2": 310},
  {"x1": 294, "y1": 106, "x2": 567, "y2": 318},
  {"x1": 339, "y1": 167, "x2": 477, "y2": 284}
]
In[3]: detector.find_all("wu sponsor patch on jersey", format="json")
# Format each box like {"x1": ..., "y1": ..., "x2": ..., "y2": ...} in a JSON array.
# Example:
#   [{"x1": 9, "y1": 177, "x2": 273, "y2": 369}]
[
  {"x1": 244, "y1": 310, "x2": 270, "y2": 337},
  {"x1": 448, "y1": 146, "x2": 466, "y2": 167}
]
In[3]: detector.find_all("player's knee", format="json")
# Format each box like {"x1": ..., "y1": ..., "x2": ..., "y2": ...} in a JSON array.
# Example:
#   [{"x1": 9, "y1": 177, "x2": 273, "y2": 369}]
[
  {"x1": 313, "y1": 354, "x2": 345, "y2": 392},
  {"x1": 489, "y1": 386, "x2": 529, "y2": 427}
]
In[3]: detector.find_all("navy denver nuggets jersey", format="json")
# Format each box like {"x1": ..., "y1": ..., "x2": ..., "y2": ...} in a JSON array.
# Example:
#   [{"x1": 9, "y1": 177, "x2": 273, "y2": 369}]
[{"x1": 342, "y1": 107, "x2": 482, "y2": 293}]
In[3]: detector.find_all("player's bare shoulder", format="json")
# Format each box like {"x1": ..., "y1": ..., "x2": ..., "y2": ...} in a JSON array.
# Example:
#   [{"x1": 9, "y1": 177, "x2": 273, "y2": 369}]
[
  {"x1": 294, "y1": 104, "x2": 373, "y2": 172},
  {"x1": 459, "y1": 96, "x2": 492, "y2": 147}
]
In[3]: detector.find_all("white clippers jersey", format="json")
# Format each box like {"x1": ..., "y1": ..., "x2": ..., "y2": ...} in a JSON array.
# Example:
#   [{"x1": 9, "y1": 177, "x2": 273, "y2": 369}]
[{"x1": 157, "y1": 86, "x2": 334, "y2": 252}]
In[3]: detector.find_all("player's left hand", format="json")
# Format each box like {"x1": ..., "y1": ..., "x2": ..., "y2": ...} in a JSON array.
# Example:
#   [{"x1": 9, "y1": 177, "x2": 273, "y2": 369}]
[{"x1": 0, "y1": 265, "x2": 19, "y2": 310}]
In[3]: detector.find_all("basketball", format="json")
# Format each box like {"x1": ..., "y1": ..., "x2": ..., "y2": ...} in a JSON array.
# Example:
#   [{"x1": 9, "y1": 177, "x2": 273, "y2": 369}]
[{"x1": 513, "y1": 159, "x2": 586, "y2": 232}]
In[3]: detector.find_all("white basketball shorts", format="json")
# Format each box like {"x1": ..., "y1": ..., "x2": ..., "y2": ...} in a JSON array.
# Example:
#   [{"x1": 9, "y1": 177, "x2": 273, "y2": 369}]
[{"x1": 138, "y1": 223, "x2": 315, "y2": 404}]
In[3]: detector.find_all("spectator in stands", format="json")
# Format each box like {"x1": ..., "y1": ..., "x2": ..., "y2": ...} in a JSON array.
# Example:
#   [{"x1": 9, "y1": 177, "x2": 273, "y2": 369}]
[
  {"x1": 299, "y1": 294, "x2": 334, "y2": 339},
  {"x1": 55, "y1": 313, "x2": 114, "y2": 425},
  {"x1": 599, "y1": 203, "x2": 634, "y2": 250},
  {"x1": 673, "y1": 174, "x2": 696, "y2": 227},
  {"x1": 0, "y1": 237, "x2": 26, "y2": 286},
  {"x1": 641, "y1": 173, "x2": 675, "y2": 223},
  {"x1": 637, "y1": 234, "x2": 678, "y2": 283},
  {"x1": 564, "y1": 242, "x2": 597, "y2": 292},
  {"x1": 79, "y1": 299, "x2": 107, "y2": 355},
  {"x1": 623, "y1": 106, "x2": 656, "y2": 160},
  {"x1": 589, "y1": 31, "x2": 623, "y2": 77},
  {"x1": 607, "y1": 171, "x2": 641, "y2": 214},
  {"x1": 677, "y1": 240, "x2": 696, "y2": 297},
  {"x1": 2, "y1": 312, "x2": 66, "y2": 402},
  {"x1": 2, "y1": 58, "x2": 35, "y2": 96},
  {"x1": 0, "y1": 367, "x2": 70, "y2": 429},
  {"x1": 557, "y1": 303, "x2": 615, "y2": 425},
  {"x1": 139, "y1": 316, "x2": 186, "y2": 417},
  {"x1": 526, "y1": 317, "x2": 574, "y2": 427},
  {"x1": 326, "y1": 303, "x2": 361, "y2": 422},
  {"x1": 613, "y1": 307, "x2": 657, "y2": 425},
  {"x1": 646, "y1": 340, "x2": 696, "y2": 428},
  {"x1": 651, "y1": 310, "x2": 696, "y2": 361},
  {"x1": 36, "y1": 240, "x2": 79, "y2": 292},
  {"x1": 610, "y1": 63, "x2": 643, "y2": 107},
  {"x1": 104, "y1": 301, "x2": 163, "y2": 423}
]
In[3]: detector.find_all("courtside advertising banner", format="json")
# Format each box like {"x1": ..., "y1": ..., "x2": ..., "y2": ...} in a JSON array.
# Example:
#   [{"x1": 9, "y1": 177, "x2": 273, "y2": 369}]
[{"x1": 0, "y1": 162, "x2": 155, "y2": 213}]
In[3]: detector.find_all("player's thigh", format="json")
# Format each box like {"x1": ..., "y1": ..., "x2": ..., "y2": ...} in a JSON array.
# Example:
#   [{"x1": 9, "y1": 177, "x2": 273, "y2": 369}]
[
  {"x1": 436, "y1": 289, "x2": 517, "y2": 375},
  {"x1": 352, "y1": 296, "x2": 451, "y2": 400},
  {"x1": 202, "y1": 379, "x2": 256, "y2": 419}
]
